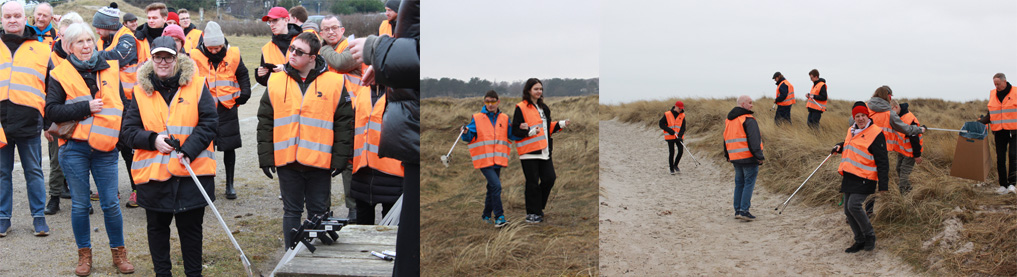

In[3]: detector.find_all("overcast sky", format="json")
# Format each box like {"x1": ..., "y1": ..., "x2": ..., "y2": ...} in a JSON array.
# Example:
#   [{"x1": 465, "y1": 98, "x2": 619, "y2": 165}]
[
  {"x1": 422, "y1": 1, "x2": 600, "y2": 83},
  {"x1": 601, "y1": 0, "x2": 1017, "y2": 104}
]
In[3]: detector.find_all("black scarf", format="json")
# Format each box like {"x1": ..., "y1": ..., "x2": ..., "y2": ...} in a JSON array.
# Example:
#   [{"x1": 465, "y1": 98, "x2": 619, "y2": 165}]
[{"x1": 151, "y1": 70, "x2": 182, "y2": 104}]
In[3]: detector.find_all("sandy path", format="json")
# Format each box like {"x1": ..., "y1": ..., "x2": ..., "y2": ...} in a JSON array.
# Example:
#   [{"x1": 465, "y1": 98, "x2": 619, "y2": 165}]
[{"x1": 598, "y1": 120, "x2": 916, "y2": 275}]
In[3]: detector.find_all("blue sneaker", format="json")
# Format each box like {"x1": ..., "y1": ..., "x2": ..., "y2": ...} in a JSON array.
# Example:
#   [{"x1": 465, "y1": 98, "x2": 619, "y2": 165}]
[
  {"x1": 734, "y1": 211, "x2": 743, "y2": 219},
  {"x1": 741, "y1": 211, "x2": 756, "y2": 221},
  {"x1": 33, "y1": 217, "x2": 49, "y2": 236},
  {"x1": 481, "y1": 215, "x2": 493, "y2": 224},
  {"x1": 0, "y1": 219, "x2": 10, "y2": 237},
  {"x1": 494, "y1": 216, "x2": 508, "y2": 228}
]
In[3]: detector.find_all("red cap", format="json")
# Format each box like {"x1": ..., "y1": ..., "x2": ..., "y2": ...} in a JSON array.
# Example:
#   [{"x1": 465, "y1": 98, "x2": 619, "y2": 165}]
[
  {"x1": 851, "y1": 105, "x2": 869, "y2": 117},
  {"x1": 167, "y1": 12, "x2": 178, "y2": 24},
  {"x1": 262, "y1": 7, "x2": 290, "y2": 22},
  {"x1": 675, "y1": 100, "x2": 684, "y2": 110}
]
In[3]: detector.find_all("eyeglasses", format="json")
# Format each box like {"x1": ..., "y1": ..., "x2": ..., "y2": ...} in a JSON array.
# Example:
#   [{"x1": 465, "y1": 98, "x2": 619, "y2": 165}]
[
  {"x1": 322, "y1": 26, "x2": 343, "y2": 33},
  {"x1": 152, "y1": 55, "x2": 175, "y2": 64},
  {"x1": 484, "y1": 100, "x2": 498, "y2": 104},
  {"x1": 288, "y1": 46, "x2": 311, "y2": 57}
]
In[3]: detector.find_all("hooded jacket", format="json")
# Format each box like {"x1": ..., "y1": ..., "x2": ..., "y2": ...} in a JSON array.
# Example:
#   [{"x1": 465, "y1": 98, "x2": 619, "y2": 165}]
[
  {"x1": 897, "y1": 103, "x2": 922, "y2": 158},
  {"x1": 195, "y1": 39, "x2": 252, "y2": 151},
  {"x1": 255, "y1": 23, "x2": 302, "y2": 86},
  {"x1": 364, "y1": 0, "x2": 420, "y2": 163},
  {"x1": 864, "y1": 97, "x2": 923, "y2": 137},
  {"x1": 0, "y1": 27, "x2": 44, "y2": 138},
  {"x1": 722, "y1": 106, "x2": 765, "y2": 164},
  {"x1": 120, "y1": 53, "x2": 219, "y2": 213}
]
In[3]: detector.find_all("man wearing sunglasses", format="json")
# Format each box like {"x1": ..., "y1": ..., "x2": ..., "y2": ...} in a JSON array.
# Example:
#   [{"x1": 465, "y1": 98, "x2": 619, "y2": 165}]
[
  {"x1": 256, "y1": 32, "x2": 354, "y2": 249},
  {"x1": 256, "y1": 7, "x2": 302, "y2": 87},
  {"x1": 460, "y1": 90, "x2": 521, "y2": 228}
]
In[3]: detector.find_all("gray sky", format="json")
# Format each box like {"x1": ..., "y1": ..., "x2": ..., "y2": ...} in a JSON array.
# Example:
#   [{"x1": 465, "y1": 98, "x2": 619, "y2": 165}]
[
  {"x1": 422, "y1": 1, "x2": 600, "y2": 82},
  {"x1": 601, "y1": 0, "x2": 1017, "y2": 104}
]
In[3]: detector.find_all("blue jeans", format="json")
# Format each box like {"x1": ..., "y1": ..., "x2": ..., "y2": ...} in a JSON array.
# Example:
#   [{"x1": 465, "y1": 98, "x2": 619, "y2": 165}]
[
  {"x1": 60, "y1": 140, "x2": 124, "y2": 249},
  {"x1": 0, "y1": 135, "x2": 46, "y2": 219},
  {"x1": 480, "y1": 166, "x2": 504, "y2": 218},
  {"x1": 733, "y1": 163, "x2": 759, "y2": 212}
]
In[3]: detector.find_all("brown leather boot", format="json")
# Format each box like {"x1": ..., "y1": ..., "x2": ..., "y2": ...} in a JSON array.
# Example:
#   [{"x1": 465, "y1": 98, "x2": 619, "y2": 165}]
[
  {"x1": 75, "y1": 248, "x2": 92, "y2": 276},
  {"x1": 111, "y1": 246, "x2": 135, "y2": 274}
]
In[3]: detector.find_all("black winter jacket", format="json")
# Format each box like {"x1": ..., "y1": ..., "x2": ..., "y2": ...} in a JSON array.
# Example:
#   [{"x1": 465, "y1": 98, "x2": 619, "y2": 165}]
[
  {"x1": 807, "y1": 78, "x2": 828, "y2": 112},
  {"x1": 365, "y1": 0, "x2": 420, "y2": 163},
  {"x1": 0, "y1": 28, "x2": 44, "y2": 139},
  {"x1": 255, "y1": 24, "x2": 301, "y2": 87},
  {"x1": 511, "y1": 100, "x2": 562, "y2": 156},
  {"x1": 196, "y1": 39, "x2": 252, "y2": 151},
  {"x1": 658, "y1": 109, "x2": 686, "y2": 140},
  {"x1": 722, "y1": 107, "x2": 765, "y2": 164},
  {"x1": 120, "y1": 53, "x2": 219, "y2": 213},
  {"x1": 774, "y1": 76, "x2": 790, "y2": 104},
  {"x1": 834, "y1": 122, "x2": 890, "y2": 194},
  {"x1": 897, "y1": 103, "x2": 922, "y2": 158},
  {"x1": 44, "y1": 58, "x2": 119, "y2": 125}
]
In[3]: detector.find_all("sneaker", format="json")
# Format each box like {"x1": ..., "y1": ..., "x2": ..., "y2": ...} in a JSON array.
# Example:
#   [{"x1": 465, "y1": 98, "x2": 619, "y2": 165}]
[
  {"x1": 494, "y1": 216, "x2": 508, "y2": 228},
  {"x1": 740, "y1": 211, "x2": 756, "y2": 221},
  {"x1": 481, "y1": 215, "x2": 493, "y2": 224},
  {"x1": 845, "y1": 241, "x2": 865, "y2": 253},
  {"x1": 675, "y1": 168, "x2": 681, "y2": 174},
  {"x1": 90, "y1": 192, "x2": 99, "y2": 201},
  {"x1": 996, "y1": 186, "x2": 1009, "y2": 195},
  {"x1": 125, "y1": 191, "x2": 139, "y2": 208},
  {"x1": 669, "y1": 168, "x2": 675, "y2": 175},
  {"x1": 525, "y1": 214, "x2": 541, "y2": 224},
  {"x1": 734, "y1": 211, "x2": 743, "y2": 219},
  {"x1": 44, "y1": 196, "x2": 60, "y2": 215},
  {"x1": 1008, "y1": 185, "x2": 1016, "y2": 194},
  {"x1": 0, "y1": 219, "x2": 9, "y2": 237},
  {"x1": 33, "y1": 217, "x2": 49, "y2": 236}
]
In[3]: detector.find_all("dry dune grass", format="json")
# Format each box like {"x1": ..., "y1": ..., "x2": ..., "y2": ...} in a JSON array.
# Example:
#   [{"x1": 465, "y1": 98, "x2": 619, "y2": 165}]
[
  {"x1": 603, "y1": 96, "x2": 1016, "y2": 276},
  {"x1": 422, "y1": 95, "x2": 599, "y2": 276}
]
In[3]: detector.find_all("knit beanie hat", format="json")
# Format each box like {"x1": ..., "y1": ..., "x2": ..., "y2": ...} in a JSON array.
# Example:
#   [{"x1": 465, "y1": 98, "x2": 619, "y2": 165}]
[
  {"x1": 203, "y1": 21, "x2": 225, "y2": 47},
  {"x1": 851, "y1": 101, "x2": 869, "y2": 117},
  {"x1": 92, "y1": 3, "x2": 122, "y2": 30},
  {"x1": 167, "y1": 12, "x2": 179, "y2": 24},
  {"x1": 162, "y1": 24, "x2": 186, "y2": 45},
  {"x1": 385, "y1": 0, "x2": 400, "y2": 11}
]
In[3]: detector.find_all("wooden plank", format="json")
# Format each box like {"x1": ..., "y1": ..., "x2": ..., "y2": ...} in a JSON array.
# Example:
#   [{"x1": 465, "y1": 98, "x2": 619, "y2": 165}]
[
  {"x1": 295, "y1": 243, "x2": 396, "y2": 259},
  {"x1": 276, "y1": 224, "x2": 398, "y2": 276},
  {"x1": 276, "y1": 258, "x2": 394, "y2": 277}
]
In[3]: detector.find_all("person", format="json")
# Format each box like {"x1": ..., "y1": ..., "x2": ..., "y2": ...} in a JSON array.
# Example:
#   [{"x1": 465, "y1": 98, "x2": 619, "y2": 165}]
[
  {"x1": 44, "y1": 22, "x2": 135, "y2": 275},
  {"x1": 805, "y1": 69, "x2": 828, "y2": 129},
  {"x1": 831, "y1": 102, "x2": 889, "y2": 253},
  {"x1": 135, "y1": 3, "x2": 169, "y2": 66},
  {"x1": 177, "y1": 9, "x2": 201, "y2": 53},
  {"x1": 379, "y1": 0, "x2": 399, "y2": 36},
  {"x1": 288, "y1": 6, "x2": 307, "y2": 27},
  {"x1": 92, "y1": 2, "x2": 141, "y2": 208},
  {"x1": 122, "y1": 13, "x2": 138, "y2": 32},
  {"x1": 28, "y1": 2, "x2": 57, "y2": 47},
  {"x1": 319, "y1": 14, "x2": 363, "y2": 221},
  {"x1": 462, "y1": 90, "x2": 518, "y2": 228},
  {"x1": 43, "y1": 11, "x2": 85, "y2": 215},
  {"x1": 0, "y1": 0, "x2": 51, "y2": 237},
  {"x1": 863, "y1": 86, "x2": 924, "y2": 214},
  {"x1": 659, "y1": 100, "x2": 686, "y2": 175},
  {"x1": 256, "y1": 32, "x2": 353, "y2": 248},
  {"x1": 723, "y1": 95, "x2": 764, "y2": 221},
  {"x1": 978, "y1": 73, "x2": 1016, "y2": 194},
  {"x1": 772, "y1": 72, "x2": 794, "y2": 125},
  {"x1": 255, "y1": 6, "x2": 301, "y2": 87},
  {"x1": 165, "y1": 11, "x2": 178, "y2": 26},
  {"x1": 347, "y1": 69, "x2": 404, "y2": 226},
  {"x1": 162, "y1": 24, "x2": 188, "y2": 54},
  {"x1": 510, "y1": 79, "x2": 568, "y2": 224},
  {"x1": 891, "y1": 100, "x2": 922, "y2": 195},
  {"x1": 191, "y1": 21, "x2": 251, "y2": 200},
  {"x1": 121, "y1": 36, "x2": 218, "y2": 277}
]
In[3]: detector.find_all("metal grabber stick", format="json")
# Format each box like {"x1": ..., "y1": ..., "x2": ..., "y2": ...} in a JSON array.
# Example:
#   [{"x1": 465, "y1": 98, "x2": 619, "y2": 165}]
[
  {"x1": 924, "y1": 127, "x2": 968, "y2": 133},
  {"x1": 679, "y1": 140, "x2": 702, "y2": 166},
  {"x1": 776, "y1": 153, "x2": 833, "y2": 214},
  {"x1": 441, "y1": 126, "x2": 464, "y2": 167}
]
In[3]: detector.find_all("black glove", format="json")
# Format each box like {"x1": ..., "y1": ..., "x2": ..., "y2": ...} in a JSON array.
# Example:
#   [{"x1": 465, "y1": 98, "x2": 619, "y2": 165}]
[
  {"x1": 262, "y1": 166, "x2": 276, "y2": 179},
  {"x1": 831, "y1": 143, "x2": 844, "y2": 154},
  {"x1": 331, "y1": 168, "x2": 341, "y2": 177}
]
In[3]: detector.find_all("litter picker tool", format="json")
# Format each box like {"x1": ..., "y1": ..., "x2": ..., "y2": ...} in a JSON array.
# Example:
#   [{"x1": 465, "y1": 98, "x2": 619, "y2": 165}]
[
  {"x1": 167, "y1": 136, "x2": 254, "y2": 277},
  {"x1": 776, "y1": 153, "x2": 833, "y2": 214},
  {"x1": 441, "y1": 126, "x2": 464, "y2": 167},
  {"x1": 679, "y1": 140, "x2": 701, "y2": 166},
  {"x1": 924, "y1": 127, "x2": 968, "y2": 133}
]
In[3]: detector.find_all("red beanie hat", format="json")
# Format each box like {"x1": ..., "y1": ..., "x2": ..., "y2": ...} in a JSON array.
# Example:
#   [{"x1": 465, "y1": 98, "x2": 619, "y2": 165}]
[
  {"x1": 675, "y1": 100, "x2": 684, "y2": 110},
  {"x1": 167, "y1": 12, "x2": 179, "y2": 24},
  {"x1": 851, "y1": 101, "x2": 869, "y2": 117}
]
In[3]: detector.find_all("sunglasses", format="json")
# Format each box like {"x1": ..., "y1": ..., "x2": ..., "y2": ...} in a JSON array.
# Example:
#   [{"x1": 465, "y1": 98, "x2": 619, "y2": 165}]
[{"x1": 287, "y1": 46, "x2": 311, "y2": 57}]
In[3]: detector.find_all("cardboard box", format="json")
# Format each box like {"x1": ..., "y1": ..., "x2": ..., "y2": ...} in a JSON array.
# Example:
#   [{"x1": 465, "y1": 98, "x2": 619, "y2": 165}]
[{"x1": 950, "y1": 136, "x2": 991, "y2": 182}]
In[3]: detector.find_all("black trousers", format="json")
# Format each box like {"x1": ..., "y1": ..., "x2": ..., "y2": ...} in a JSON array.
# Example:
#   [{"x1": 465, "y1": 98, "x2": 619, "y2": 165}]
[
  {"x1": 278, "y1": 167, "x2": 332, "y2": 248},
  {"x1": 521, "y1": 158, "x2": 556, "y2": 216},
  {"x1": 146, "y1": 208, "x2": 205, "y2": 277},
  {"x1": 393, "y1": 163, "x2": 419, "y2": 277},
  {"x1": 667, "y1": 139, "x2": 684, "y2": 170},
  {"x1": 775, "y1": 105, "x2": 792, "y2": 125},
  {"x1": 355, "y1": 199, "x2": 394, "y2": 225},
  {"x1": 807, "y1": 109, "x2": 823, "y2": 129},
  {"x1": 994, "y1": 130, "x2": 1017, "y2": 187}
]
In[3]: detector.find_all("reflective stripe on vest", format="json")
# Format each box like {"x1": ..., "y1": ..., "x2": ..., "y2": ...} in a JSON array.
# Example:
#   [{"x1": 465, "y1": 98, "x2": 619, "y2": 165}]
[
  {"x1": 988, "y1": 88, "x2": 1017, "y2": 131},
  {"x1": 723, "y1": 114, "x2": 762, "y2": 161},
  {"x1": 806, "y1": 81, "x2": 827, "y2": 112},
  {"x1": 130, "y1": 75, "x2": 215, "y2": 185},
  {"x1": 191, "y1": 46, "x2": 243, "y2": 109},
  {"x1": 102, "y1": 27, "x2": 140, "y2": 100},
  {"x1": 663, "y1": 111, "x2": 684, "y2": 140},
  {"x1": 352, "y1": 89, "x2": 404, "y2": 176},
  {"x1": 268, "y1": 71, "x2": 344, "y2": 169},
  {"x1": 0, "y1": 40, "x2": 49, "y2": 115},
  {"x1": 896, "y1": 112, "x2": 923, "y2": 157},
  {"x1": 838, "y1": 125, "x2": 883, "y2": 181},
  {"x1": 515, "y1": 101, "x2": 558, "y2": 154},
  {"x1": 775, "y1": 79, "x2": 795, "y2": 106},
  {"x1": 53, "y1": 59, "x2": 123, "y2": 152},
  {"x1": 468, "y1": 112, "x2": 511, "y2": 169}
]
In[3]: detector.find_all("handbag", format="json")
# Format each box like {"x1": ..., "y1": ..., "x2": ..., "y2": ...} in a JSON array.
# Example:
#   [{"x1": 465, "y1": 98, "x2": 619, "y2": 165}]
[{"x1": 55, "y1": 120, "x2": 79, "y2": 140}]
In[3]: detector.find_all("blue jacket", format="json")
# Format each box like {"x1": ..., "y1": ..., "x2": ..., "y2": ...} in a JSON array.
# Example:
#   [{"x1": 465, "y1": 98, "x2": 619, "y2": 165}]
[{"x1": 462, "y1": 105, "x2": 522, "y2": 144}]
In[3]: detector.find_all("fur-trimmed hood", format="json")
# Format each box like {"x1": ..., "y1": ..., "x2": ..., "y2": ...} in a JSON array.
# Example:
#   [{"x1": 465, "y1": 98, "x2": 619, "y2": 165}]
[{"x1": 137, "y1": 53, "x2": 197, "y2": 96}]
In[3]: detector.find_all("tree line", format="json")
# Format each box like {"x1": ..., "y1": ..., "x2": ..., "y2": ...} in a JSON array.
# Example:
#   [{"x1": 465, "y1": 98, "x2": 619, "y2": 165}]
[{"x1": 422, "y1": 77, "x2": 599, "y2": 99}]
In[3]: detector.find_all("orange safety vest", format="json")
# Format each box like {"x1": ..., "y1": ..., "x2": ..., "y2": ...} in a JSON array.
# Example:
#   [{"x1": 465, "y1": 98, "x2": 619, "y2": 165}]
[
  {"x1": 806, "y1": 81, "x2": 827, "y2": 112},
  {"x1": 988, "y1": 88, "x2": 1017, "y2": 131},
  {"x1": 775, "y1": 79, "x2": 795, "y2": 106},
  {"x1": 468, "y1": 112, "x2": 511, "y2": 169},
  {"x1": 185, "y1": 28, "x2": 202, "y2": 53},
  {"x1": 896, "y1": 112, "x2": 923, "y2": 158},
  {"x1": 515, "y1": 101, "x2": 558, "y2": 154},
  {"x1": 52, "y1": 59, "x2": 123, "y2": 151},
  {"x1": 267, "y1": 71, "x2": 344, "y2": 169},
  {"x1": 723, "y1": 113, "x2": 762, "y2": 161},
  {"x1": 261, "y1": 41, "x2": 290, "y2": 66},
  {"x1": 324, "y1": 39, "x2": 370, "y2": 105},
  {"x1": 838, "y1": 124, "x2": 883, "y2": 181},
  {"x1": 379, "y1": 20, "x2": 393, "y2": 36},
  {"x1": 190, "y1": 46, "x2": 242, "y2": 109},
  {"x1": 49, "y1": 39, "x2": 67, "y2": 68},
  {"x1": 135, "y1": 36, "x2": 151, "y2": 69},
  {"x1": 352, "y1": 90, "x2": 404, "y2": 176},
  {"x1": 0, "y1": 39, "x2": 49, "y2": 115},
  {"x1": 99, "y1": 26, "x2": 141, "y2": 100},
  {"x1": 866, "y1": 105, "x2": 898, "y2": 152},
  {"x1": 663, "y1": 111, "x2": 684, "y2": 140},
  {"x1": 130, "y1": 75, "x2": 216, "y2": 185}
]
